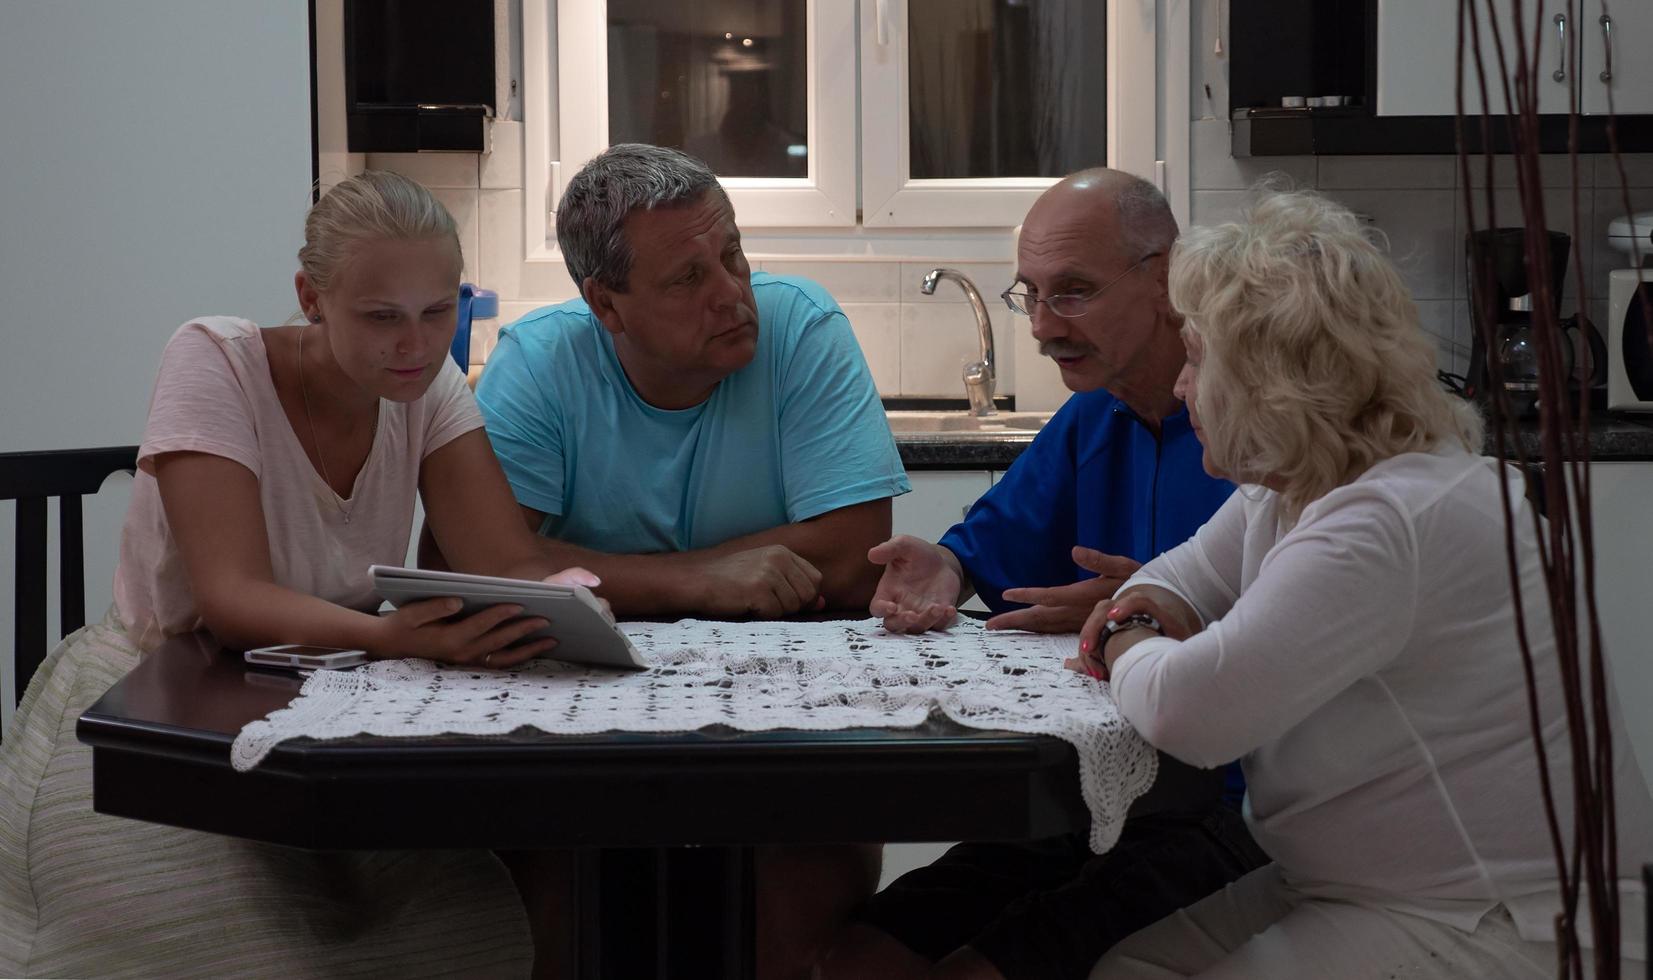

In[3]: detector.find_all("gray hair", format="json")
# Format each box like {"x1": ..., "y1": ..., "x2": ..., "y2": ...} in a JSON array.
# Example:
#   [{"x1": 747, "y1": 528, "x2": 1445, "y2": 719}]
[
  {"x1": 555, "y1": 144, "x2": 727, "y2": 292},
  {"x1": 1113, "y1": 174, "x2": 1179, "y2": 262}
]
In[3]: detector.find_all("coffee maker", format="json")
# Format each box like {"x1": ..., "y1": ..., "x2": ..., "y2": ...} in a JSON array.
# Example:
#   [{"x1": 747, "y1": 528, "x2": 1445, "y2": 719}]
[{"x1": 1464, "y1": 228, "x2": 1602, "y2": 414}]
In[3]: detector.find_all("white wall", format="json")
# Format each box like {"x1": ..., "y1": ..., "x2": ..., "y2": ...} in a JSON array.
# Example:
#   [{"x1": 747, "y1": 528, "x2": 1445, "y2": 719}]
[{"x1": 0, "y1": 1, "x2": 312, "y2": 720}]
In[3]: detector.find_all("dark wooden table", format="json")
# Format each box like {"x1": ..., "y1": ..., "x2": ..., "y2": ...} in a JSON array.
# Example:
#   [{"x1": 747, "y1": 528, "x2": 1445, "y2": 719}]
[{"x1": 77, "y1": 631, "x2": 1218, "y2": 979}]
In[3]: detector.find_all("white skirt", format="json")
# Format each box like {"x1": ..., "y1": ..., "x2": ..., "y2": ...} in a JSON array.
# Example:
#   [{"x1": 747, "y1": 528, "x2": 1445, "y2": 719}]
[
  {"x1": 1094, "y1": 861, "x2": 1643, "y2": 979},
  {"x1": 0, "y1": 610, "x2": 533, "y2": 978}
]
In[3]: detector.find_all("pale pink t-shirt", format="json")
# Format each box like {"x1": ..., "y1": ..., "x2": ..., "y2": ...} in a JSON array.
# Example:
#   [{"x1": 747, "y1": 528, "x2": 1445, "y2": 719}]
[{"x1": 114, "y1": 317, "x2": 484, "y2": 650}]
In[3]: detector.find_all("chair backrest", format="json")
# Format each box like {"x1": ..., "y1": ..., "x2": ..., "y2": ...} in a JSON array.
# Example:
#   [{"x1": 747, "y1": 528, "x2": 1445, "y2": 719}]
[
  {"x1": 1520, "y1": 462, "x2": 1547, "y2": 518},
  {"x1": 0, "y1": 446, "x2": 139, "y2": 709}
]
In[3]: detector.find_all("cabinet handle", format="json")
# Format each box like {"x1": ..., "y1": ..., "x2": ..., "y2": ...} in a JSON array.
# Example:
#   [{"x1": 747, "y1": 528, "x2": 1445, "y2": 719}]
[
  {"x1": 1599, "y1": 14, "x2": 1613, "y2": 84},
  {"x1": 1553, "y1": 13, "x2": 1567, "y2": 83}
]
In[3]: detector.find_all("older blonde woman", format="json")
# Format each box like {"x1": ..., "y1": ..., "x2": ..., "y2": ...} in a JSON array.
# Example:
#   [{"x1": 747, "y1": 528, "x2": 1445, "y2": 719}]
[{"x1": 1075, "y1": 190, "x2": 1652, "y2": 978}]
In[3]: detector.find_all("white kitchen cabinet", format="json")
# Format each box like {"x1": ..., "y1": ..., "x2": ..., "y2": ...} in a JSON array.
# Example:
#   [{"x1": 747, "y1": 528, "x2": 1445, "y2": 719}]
[
  {"x1": 1584, "y1": 461, "x2": 1653, "y2": 788},
  {"x1": 1378, "y1": 0, "x2": 1653, "y2": 117},
  {"x1": 1580, "y1": 3, "x2": 1653, "y2": 115},
  {"x1": 1377, "y1": 0, "x2": 1570, "y2": 116},
  {"x1": 894, "y1": 470, "x2": 1004, "y2": 613},
  {"x1": 895, "y1": 472, "x2": 993, "y2": 546}
]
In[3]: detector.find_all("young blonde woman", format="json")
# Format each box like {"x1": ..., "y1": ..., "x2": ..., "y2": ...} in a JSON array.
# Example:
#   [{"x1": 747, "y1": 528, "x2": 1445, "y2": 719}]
[
  {"x1": 1, "y1": 171, "x2": 594, "y2": 977},
  {"x1": 1076, "y1": 190, "x2": 1652, "y2": 978}
]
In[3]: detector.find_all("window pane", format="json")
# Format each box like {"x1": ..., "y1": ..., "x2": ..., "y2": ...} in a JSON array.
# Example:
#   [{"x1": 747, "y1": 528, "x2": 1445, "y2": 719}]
[
  {"x1": 907, "y1": 0, "x2": 1107, "y2": 179},
  {"x1": 606, "y1": 0, "x2": 809, "y2": 178}
]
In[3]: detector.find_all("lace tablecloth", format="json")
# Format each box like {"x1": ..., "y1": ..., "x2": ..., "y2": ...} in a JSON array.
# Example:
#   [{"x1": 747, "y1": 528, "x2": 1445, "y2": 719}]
[{"x1": 231, "y1": 618, "x2": 1157, "y2": 853}]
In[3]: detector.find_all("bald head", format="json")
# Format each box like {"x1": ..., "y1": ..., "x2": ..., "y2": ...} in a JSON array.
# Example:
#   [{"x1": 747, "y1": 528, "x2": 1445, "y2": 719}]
[
  {"x1": 1015, "y1": 167, "x2": 1186, "y2": 423},
  {"x1": 1029, "y1": 168, "x2": 1179, "y2": 263}
]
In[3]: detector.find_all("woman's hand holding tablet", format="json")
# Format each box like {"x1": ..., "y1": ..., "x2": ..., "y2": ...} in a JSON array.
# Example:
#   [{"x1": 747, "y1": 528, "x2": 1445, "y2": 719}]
[{"x1": 370, "y1": 565, "x2": 647, "y2": 670}]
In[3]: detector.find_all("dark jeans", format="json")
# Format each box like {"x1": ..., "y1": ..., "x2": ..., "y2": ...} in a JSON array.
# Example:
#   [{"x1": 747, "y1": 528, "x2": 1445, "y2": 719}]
[{"x1": 861, "y1": 805, "x2": 1269, "y2": 980}]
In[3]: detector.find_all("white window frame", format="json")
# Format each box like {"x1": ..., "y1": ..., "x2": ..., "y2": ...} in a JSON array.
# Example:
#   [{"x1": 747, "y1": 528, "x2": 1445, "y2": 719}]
[
  {"x1": 523, "y1": 0, "x2": 856, "y2": 264},
  {"x1": 522, "y1": 0, "x2": 1160, "y2": 261},
  {"x1": 859, "y1": 0, "x2": 1158, "y2": 228}
]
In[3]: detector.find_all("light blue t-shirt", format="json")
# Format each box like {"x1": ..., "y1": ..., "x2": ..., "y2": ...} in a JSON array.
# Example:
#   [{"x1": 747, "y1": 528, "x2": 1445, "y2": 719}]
[{"x1": 476, "y1": 272, "x2": 910, "y2": 553}]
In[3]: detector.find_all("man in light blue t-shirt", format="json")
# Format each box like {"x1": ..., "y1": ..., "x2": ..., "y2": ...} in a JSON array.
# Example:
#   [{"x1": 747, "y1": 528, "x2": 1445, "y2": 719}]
[
  {"x1": 467, "y1": 143, "x2": 908, "y2": 621},
  {"x1": 449, "y1": 143, "x2": 908, "y2": 978}
]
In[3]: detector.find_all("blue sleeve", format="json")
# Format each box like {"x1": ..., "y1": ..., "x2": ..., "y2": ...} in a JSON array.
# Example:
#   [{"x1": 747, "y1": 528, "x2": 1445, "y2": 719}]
[
  {"x1": 775, "y1": 296, "x2": 911, "y2": 522},
  {"x1": 940, "y1": 410, "x2": 1081, "y2": 613},
  {"x1": 474, "y1": 325, "x2": 566, "y2": 520}
]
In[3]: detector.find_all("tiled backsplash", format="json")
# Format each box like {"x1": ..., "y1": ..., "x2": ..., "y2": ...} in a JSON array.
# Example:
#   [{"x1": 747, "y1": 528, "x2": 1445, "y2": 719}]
[
  {"x1": 366, "y1": 120, "x2": 1653, "y2": 396},
  {"x1": 367, "y1": 124, "x2": 1024, "y2": 400},
  {"x1": 1190, "y1": 120, "x2": 1653, "y2": 377}
]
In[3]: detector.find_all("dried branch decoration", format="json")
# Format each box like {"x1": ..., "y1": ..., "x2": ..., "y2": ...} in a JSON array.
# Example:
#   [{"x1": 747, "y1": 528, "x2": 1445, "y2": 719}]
[{"x1": 1455, "y1": 1, "x2": 1649, "y2": 976}]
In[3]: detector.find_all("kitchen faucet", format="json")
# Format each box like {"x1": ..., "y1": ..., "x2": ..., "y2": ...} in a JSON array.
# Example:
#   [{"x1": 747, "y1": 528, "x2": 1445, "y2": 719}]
[{"x1": 920, "y1": 268, "x2": 996, "y2": 416}]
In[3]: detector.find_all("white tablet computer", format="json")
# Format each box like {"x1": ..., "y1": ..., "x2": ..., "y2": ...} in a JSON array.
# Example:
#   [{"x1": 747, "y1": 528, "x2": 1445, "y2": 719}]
[{"x1": 369, "y1": 565, "x2": 647, "y2": 671}]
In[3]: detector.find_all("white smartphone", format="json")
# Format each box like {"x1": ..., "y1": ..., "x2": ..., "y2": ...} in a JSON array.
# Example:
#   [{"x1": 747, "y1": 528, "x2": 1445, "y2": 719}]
[{"x1": 244, "y1": 644, "x2": 369, "y2": 671}]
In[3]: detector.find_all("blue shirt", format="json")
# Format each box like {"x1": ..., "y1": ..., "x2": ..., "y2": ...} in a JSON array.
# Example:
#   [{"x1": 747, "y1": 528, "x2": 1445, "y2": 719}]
[
  {"x1": 940, "y1": 388, "x2": 1243, "y2": 805},
  {"x1": 476, "y1": 273, "x2": 910, "y2": 553},
  {"x1": 942, "y1": 389, "x2": 1234, "y2": 607}
]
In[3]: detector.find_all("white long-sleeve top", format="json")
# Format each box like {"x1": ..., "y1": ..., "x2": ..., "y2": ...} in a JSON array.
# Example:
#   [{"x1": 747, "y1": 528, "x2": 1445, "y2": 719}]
[{"x1": 1112, "y1": 445, "x2": 1651, "y2": 954}]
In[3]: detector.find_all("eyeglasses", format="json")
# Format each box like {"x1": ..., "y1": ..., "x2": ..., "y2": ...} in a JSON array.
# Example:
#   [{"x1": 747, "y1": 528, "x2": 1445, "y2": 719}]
[{"x1": 1000, "y1": 252, "x2": 1162, "y2": 319}]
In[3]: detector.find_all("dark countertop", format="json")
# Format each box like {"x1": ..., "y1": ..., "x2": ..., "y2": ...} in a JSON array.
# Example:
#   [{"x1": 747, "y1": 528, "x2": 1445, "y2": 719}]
[
  {"x1": 1498, "y1": 414, "x2": 1653, "y2": 463},
  {"x1": 898, "y1": 435, "x2": 1033, "y2": 470},
  {"x1": 895, "y1": 413, "x2": 1653, "y2": 471}
]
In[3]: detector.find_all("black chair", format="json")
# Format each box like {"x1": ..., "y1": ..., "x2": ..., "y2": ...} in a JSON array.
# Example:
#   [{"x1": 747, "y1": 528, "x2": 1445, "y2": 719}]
[
  {"x1": 1520, "y1": 462, "x2": 1547, "y2": 518},
  {"x1": 1, "y1": 446, "x2": 139, "y2": 710}
]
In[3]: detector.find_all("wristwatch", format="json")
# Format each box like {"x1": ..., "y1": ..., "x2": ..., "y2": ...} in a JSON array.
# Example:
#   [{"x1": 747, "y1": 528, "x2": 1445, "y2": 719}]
[
  {"x1": 1101, "y1": 612, "x2": 1163, "y2": 643},
  {"x1": 1093, "y1": 612, "x2": 1164, "y2": 682}
]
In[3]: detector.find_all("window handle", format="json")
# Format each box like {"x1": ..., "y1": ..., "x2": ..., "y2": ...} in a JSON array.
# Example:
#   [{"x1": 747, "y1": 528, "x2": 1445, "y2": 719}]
[
  {"x1": 876, "y1": 0, "x2": 890, "y2": 46},
  {"x1": 1599, "y1": 14, "x2": 1613, "y2": 83},
  {"x1": 1552, "y1": 13, "x2": 1567, "y2": 83}
]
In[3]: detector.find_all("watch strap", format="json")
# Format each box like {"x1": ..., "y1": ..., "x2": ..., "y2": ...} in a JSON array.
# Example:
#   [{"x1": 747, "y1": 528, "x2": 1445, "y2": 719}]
[{"x1": 1102, "y1": 612, "x2": 1163, "y2": 640}]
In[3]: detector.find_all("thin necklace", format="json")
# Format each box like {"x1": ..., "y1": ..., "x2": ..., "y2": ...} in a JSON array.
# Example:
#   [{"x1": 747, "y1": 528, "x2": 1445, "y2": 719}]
[{"x1": 298, "y1": 322, "x2": 378, "y2": 524}]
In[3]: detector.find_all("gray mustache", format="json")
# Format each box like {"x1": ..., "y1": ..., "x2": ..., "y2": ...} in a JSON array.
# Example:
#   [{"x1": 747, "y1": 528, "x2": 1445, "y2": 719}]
[{"x1": 1039, "y1": 341, "x2": 1094, "y2": 359}]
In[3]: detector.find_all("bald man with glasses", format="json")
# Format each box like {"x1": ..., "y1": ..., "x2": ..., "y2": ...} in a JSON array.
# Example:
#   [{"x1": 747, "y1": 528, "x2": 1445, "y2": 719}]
[
  {"x1": 822, "y1": 170, "x2": 1265, "y2": 980},
  {"x1": 867, "y1": 169, "x2": 1228, "y2": 637}
]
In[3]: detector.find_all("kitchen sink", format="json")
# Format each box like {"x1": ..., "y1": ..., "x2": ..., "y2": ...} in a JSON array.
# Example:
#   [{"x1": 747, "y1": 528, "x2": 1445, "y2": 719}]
[{"x1": 884, "y1": 411, "x2": 1053, "y2": 437}]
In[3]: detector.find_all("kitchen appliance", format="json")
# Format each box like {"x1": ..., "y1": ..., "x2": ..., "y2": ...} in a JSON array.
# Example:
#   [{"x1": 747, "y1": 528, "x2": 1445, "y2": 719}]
[
  {"x1": 1605, "y1": 211, "x2": 1653, "y2": 411},
  {"x1": 1465, "y1": 228, "x2": 1564, "y2": 411},
  {"x1": 1606, "y1": 210, "x2": 1653, "y2": 268},
  {"x1": 1607, "y1": 269, "x2": 1653, "y2": 411},
  {"x1": 1464, "y1": 228, "x2": 1604, "y2": 414}
]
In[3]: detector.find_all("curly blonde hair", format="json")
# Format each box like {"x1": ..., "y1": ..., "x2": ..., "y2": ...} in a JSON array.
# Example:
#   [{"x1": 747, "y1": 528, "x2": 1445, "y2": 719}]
[{"x1": 1168, "y1": 189, "x2": 1482, "y2": 520}]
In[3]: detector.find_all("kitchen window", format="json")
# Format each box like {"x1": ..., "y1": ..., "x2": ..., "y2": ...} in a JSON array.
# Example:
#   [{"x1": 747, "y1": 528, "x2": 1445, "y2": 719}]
[{"x1": 521, "y1": 0, "x2": 1157, "y2": 257}]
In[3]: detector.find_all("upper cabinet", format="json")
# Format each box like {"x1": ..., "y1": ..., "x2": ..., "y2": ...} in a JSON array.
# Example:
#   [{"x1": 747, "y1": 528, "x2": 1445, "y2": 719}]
[
  {"x1": 523, "y1": 0, "x2": 1157, "y2": 236},
  {"x1": 1376, "y1": 0, "x2": 1653, "y2": 117},
  {"x1": 1231, "y1": 0, "x2": 1653, "y2": 155},
  {"x1": 344, "y1": 0, "x2": 502, "y2": 152},
  {"x1": 1581, "y1": 4, "x2": 1653, "y2": 116}
]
